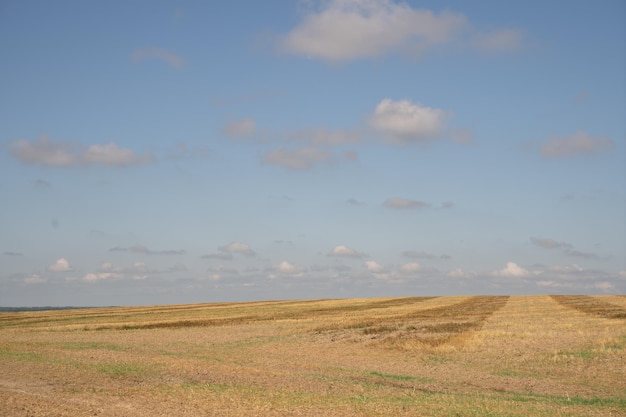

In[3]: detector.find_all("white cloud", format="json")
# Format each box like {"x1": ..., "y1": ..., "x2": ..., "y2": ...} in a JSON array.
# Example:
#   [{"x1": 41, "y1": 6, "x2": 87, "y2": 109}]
[
  {"x1": 369, "y1": 99, "x2": 447, "y2": 143},
  {"x1": 10, "y1": 135, "x2": 76, "y2": 167},
  {"x1": 492, "y1": 262, "x2": 531, "y2": 278},
  {"x1": 262, "y1": 147, "x2": 332, "y2": 170},
  {"x1": 535, "y1": 280, "x2": 563, "y2": 288},
  {"x1": 383, "y1": 197, "x2": 430, "y2": 209},
  {"x1": 274, "y1": 261, "x2": 298, "y2": 274},
  {"x1": 218, "y1": 242, "x2": 256, "y2": 257},
  {"x1": 328, "y1": 245, "x2": 368, "y2": 258},
  {"x1": 473, "y1": 29, "x2": 523, "y2": 52},
  {"x1": 267, "y1": 261, "x2": 304, "y2": 279},
  {"x1": 9, "y1": 135, "x2": 153, "y2": 167},
  {"x1": 132, "y1": 47, "x2": 185, "y2": 69},
  {"x1": 399, "y1": 262, "x2": 421, "y2": 273},
  {"x1": 595, "y1": 281, "x2": 614, "y2": 291},
  {"x1": 447, "y1": 268, "x2": 470, "y2": 278},
  {"x1": 83, "y1": 272, "x2": 123, "y2": 282},
  {"x1": 540, "y1": 131, "x2": 615, "y2": 158},
  {"x1": 365, "y1": 260, "x2": 384, "y2": 273},
  {"x1": 48, "y1": 258, "x2": 72, "y2": 272},
  {"x1": 281, "y1": 0, "x2": 467, "y2": 62},
  {"x1": 223, "y1": 118, "x2": 257, "y2": 138},
  {"x1": 82, "y1": 143, "x2": 153, "y2": 167},
  {"x1": 24, "y1": 274, "x2": 46, "y2": 284}
]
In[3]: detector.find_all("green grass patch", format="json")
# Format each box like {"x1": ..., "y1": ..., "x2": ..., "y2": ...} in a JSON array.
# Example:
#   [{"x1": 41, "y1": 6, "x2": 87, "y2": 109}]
[
  {"x1": 0, "y1": 347, "x2": 43, "y2": 362},
  {"x1": 368, "y1": 371, "x2": 432, "y2": 383}
]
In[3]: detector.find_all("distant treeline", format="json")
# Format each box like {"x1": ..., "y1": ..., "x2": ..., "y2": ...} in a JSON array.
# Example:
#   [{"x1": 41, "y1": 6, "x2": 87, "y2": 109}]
[{"x1": 0, "y1": 306, "x2": 109, "y2": 312}]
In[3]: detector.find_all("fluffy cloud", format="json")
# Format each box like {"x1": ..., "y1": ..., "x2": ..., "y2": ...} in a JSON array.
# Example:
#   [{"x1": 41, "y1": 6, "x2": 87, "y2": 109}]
[
  {"x1": 267, "y1": 261, "x2": 305, "y2": 279},
  {"x1": 83, "y1": 261, "x2": 157, "y2": 282},
  {"x1": 594, "y1": 281, "x2": 614, "y2": 291},
  {"x1": 328, "y1": 245, "x2": 368, "y2": 258},
  {"x1": 540, "y1": 131, "x2": 614, "y2": 158},
  {"x1": 223, "y1": 118, "x2": 257, "y2": 138},
  {"x1": 83, "y1": 272, "x2": 122, "y2": 282},
  {"x1": 492, "y1": 262, "x2": 531, "y2": 278},
  {"x1": 273, "y1": 261, "x2": 298, "y2": 274},
  {"x1": 365, "y1": 260, "x2": 384, "y2": 273},
  {"x1": 370, "y1": 99, "x2": 447, "y2": 143},
  {"x1": 109, "y1": 246, "x2": 186, "y2": 255},
  {"x1": 383, "y1": 197, "x2": 430, "y2": 209},
  {"x1": 447, "y1": 268, "x2": 473, "y2": 278},
  {"x1": 281, "y1": 0, "x2": 467, "y2": 62},
  {"x1": 218, "y1": 242, "x2": 256, "y2": 257},
  {"x1": 262, "y1": 147, "x2": 332, "y2": 170},
  {"x1": 9, "y1": 135, "x2": 154, "y2": 167},
  {"x1": 48, "y1": 258, "x2": 72, "y2": 272},
  {"x1": 131, "y1": 47, "x2": 185, "y2": 68}
]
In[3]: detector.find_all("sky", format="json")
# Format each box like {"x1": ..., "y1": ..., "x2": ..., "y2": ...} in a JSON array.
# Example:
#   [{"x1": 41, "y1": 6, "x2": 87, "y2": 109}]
[{"x1": 1, "y1": 0, "x2": 625, "y2": 307}]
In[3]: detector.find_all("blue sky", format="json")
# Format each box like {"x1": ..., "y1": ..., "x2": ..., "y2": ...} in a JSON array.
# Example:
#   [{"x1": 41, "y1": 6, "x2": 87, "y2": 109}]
[{"x1": 1, "y1": 0, "x2": 624, "y2": 307}]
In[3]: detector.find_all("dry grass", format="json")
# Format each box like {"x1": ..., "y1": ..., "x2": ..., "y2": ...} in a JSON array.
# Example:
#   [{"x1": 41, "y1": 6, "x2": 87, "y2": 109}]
[
  {"x1": 1, "y1": 295, "x2": 625, "y2": 416},
  {"x1": 550, "y1": 295, "x2": 626, "y2": 319}
]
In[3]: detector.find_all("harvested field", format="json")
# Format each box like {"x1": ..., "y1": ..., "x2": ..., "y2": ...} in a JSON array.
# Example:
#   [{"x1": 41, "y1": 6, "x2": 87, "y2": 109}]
[
  {"x1": 1, "y1": 295, "x2": 625, "y2": 416},
  {"x1": 551, "y1": 295, "x2": 626, "y2": 319}
]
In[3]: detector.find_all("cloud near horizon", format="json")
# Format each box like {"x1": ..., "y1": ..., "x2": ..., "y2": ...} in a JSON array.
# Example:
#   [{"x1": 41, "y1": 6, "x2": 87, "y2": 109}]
[
  {"x1": 328, "y1": 245, "x2": 368, "y2": 259},
  {"x1": 492, "y1": 262, "x2": 531, "y2": 278},
  {"x1": 10, "y1": 136, "x2": 154, "y2": 167},
  {"x1": 47, "y1": 258, "x2": 72, "y2": 272},
  {"x1": 218, "y1": 242, "x2": 256, "y2": 257}
]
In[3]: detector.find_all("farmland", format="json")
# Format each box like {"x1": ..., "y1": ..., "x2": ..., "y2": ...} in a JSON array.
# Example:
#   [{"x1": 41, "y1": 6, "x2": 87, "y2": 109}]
[{"x1": 1, "y1": 295, "x2": 625, "y2": 416}]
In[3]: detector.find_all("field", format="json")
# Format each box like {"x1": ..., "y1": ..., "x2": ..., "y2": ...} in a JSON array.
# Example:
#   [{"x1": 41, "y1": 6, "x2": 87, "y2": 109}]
[{"x1": 1, "y1": 295, "x2": 625, "y2": 416}]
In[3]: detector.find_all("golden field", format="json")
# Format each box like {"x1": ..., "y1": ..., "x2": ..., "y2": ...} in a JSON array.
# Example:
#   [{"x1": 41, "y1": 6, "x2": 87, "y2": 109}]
[{"x1": 1, "y1": 295, "x2": 625, "y2": 416}]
